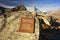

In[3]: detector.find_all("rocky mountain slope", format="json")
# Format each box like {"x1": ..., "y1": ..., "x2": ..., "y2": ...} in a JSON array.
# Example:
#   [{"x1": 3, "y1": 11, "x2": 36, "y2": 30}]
[
  {"x1": 0, "y1": 4, "x2": 60, "y2": 40},
  {"x1": 12, "y1": 4, "x2": 27, "y2": 11},
  {"x1": 47, "y1": 9, "x2": 60, "y2": 18},
  {"x1": 0, "y1": 11, "x2": 39, "y2": 40},
  {"x1": 0, "y1": 4, "x2": 27, "y2": 14},
  {"x1": 47, "y1": 9, "x2": 60, "y2": 23},
  {"x1": 0, "y1": 4, "x2": 40, "y2": 40}
]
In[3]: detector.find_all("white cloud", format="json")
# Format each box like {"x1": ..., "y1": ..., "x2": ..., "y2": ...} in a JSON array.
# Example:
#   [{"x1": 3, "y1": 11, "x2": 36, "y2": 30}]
[{"x1": 0, "y1": 3, "x2": 15, "y2": 8}]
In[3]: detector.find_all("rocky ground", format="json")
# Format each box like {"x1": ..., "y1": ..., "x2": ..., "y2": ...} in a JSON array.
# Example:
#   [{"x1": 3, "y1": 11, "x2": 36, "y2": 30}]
[
  {"x1": 0, "y1": 10, "x2": 60, "y2": 40},
  {"x1": 0, "y1": 11, "x2": 39, "y2": 40},
  {"x1": 39, "y1": 16, "x2": 60, "y2": 40}
]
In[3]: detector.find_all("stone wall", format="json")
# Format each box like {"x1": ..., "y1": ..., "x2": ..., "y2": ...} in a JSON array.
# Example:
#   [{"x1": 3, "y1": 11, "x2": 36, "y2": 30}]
[{"x1": 0, "y1": 11, "x2": 39, "y2": 40}]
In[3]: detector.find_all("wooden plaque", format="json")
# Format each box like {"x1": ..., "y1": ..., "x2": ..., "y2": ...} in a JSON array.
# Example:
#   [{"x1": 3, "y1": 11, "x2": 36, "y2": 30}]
[{"x1": 19, "y1": 18, "x2": 34, "y2": 33}]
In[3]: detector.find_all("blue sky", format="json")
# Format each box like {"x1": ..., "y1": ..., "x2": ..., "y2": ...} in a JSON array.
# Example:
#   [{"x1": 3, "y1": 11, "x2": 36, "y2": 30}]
[{"x1": 0, "y1": 0, "x2": 60, "y2": 12}]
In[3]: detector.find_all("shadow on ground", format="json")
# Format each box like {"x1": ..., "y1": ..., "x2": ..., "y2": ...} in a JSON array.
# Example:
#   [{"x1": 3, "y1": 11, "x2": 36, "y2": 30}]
[{"x1": 38, "y1": 17, "x2": 60, "y2": 40}]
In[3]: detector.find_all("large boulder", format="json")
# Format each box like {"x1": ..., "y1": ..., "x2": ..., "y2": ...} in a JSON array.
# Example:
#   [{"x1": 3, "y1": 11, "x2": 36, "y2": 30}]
[{"x1": 0, "y1": 11, "x2": 39, "y2": 40}]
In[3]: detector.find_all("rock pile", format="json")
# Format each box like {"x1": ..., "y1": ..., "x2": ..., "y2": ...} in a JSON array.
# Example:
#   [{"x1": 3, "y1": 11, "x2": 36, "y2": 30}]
[
  {"x1": 0, "y1": 11, "x2": 39, "y2": 40},
  {"x1": 12, "y1": 4, "x2": 27, "y2": 11}
]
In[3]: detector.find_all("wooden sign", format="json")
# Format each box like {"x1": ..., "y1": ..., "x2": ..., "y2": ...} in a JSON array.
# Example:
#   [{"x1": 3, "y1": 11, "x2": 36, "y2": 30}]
[{"x1": 19, "y1": 18, "x2": 35, "y2": 33}]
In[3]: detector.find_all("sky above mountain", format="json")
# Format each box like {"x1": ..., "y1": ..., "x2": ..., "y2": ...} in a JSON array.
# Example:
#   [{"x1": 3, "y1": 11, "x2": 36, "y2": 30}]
[{"x1": 0, "y1": 0, "x2": 60, "y2": 12}]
